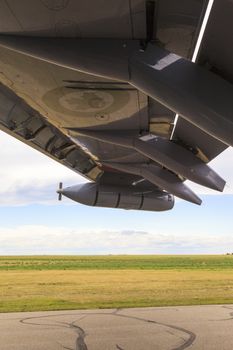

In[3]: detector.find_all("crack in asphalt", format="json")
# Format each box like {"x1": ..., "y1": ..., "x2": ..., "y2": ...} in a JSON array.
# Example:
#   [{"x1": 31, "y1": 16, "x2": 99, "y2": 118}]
[{"x1": 19, "y1": 308, "x2": 196, "y2": 350}]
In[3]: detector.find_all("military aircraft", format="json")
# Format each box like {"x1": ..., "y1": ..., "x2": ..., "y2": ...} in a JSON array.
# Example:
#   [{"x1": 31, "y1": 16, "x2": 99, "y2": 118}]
[{"x1": 0, "y1": 0, "x2": 232, "y2": 212}]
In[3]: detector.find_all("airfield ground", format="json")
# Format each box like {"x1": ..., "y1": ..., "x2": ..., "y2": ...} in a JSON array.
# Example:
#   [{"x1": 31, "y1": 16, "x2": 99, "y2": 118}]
[{"x1": 1, "y1": 255, "x2": 233, "y2": 312}]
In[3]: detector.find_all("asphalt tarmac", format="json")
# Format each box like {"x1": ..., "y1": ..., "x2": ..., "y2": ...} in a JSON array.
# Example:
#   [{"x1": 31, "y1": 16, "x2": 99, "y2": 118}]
[{"x1": 1, "y1": 305, "x2": 233, "y2": 349}]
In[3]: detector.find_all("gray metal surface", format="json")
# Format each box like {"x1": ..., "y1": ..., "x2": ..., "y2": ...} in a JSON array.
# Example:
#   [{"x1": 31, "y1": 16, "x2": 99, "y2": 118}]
[
  {"x1": 1, "y1": 34, "x2": 233, "y2": 147},
  {"x1": 1, "y1": 305, "x2": 233, "y2": 349},
  {"x1": 1, "y1": 35, "x2": 233, "y2": 146},
  {"x1": 0, "y1": 0, "x2": 230, "y2": 210},
  {"x1": 198, "y1": 0, "x2": 233, "y2": 85},
  {"x1": 102, "y1": 161, "x2": 202, "y2": 204},
  {"x1": 0, "y1": 84, "x2": 102, "y2": 181},
  {"x1": 170, "y1": 0, "x2": 231, "y2": 169},
  {"x1": 71, "y1": 129, "x2": 225, "y2": 192},
  {"x1": 58, "y1": 183, "x2": 174, "y2": 211},
  {"x1": 0, "y1": 0, "x2": 207, "y2": 55},
  {"x1": 172, "y1": 118, "x2": 228, "y2": 163}
]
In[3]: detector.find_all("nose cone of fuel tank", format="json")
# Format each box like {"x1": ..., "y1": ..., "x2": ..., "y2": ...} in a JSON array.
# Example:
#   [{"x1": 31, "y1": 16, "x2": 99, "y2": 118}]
[{"x1": 61, "y1": 183, "x2": 97, "y2": 206}]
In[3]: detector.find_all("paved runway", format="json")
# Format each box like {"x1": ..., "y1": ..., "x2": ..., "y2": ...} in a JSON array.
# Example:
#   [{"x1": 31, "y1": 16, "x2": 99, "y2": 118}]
[{"x1": 1, "y1": 305, "x2": 233, "y2": 349}]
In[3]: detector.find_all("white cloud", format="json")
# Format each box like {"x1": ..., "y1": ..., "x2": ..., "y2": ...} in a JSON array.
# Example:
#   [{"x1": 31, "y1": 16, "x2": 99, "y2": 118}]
[
  {"x1": 0, "y1": 131, "x2": 87, "y2": 205},
  {"x1": 0, "y1": 225, "x2": 233, "y2": 255}
]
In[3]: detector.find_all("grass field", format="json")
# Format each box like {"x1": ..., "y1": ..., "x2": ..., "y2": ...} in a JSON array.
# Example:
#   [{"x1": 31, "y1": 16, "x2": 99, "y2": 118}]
[
  {"x1": 1, "y1": 255, "x2": 233, "y2": 312},
  {"x1": 1, "y1": 255, "x2": 233, "y2": 270}
]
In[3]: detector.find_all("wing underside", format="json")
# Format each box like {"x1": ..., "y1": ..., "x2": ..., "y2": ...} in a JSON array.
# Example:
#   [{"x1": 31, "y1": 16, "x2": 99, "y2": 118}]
[{"x1": 0, "y1": 0, "x2": 231, "y2": 211}]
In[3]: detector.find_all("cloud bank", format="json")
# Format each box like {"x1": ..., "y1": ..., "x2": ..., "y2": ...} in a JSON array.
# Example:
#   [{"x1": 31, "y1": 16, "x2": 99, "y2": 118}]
[
  {"x1": 0, "y1": 131, "x2": 85, "y2": 206},
  {"x1": 0, "y1": 225, "x2": 232, "y2": 255}
]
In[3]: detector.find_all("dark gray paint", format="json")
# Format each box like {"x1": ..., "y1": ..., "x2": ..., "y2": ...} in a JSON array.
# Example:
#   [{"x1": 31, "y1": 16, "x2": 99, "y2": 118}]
[
  {"x1": 198, "y1": 0, "x2": 233, "y2": 85},
  {"x1": 102, "y1": 161, "x2": 202, "y2": 205},
  {"x1": 70, "y1": 129, "x2": 225, "y2": 192},
  {"x1": 0, "y1": 0, "x2": 230, "y2": 211},
  {"x1": 1, "y1": 36, "x2": 232, "y2": 148},
  {"x1": 58, "y1": 182, "x2": 174, "y2": 211},
  {"x1": 172, "y1": 118, "x2": 228, "y2": 162}
]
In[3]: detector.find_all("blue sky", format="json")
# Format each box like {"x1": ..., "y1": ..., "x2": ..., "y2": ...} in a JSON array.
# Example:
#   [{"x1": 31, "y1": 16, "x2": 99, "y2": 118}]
[{"x1": 0, "y1": 131, "x2": 233, "y2": 255}]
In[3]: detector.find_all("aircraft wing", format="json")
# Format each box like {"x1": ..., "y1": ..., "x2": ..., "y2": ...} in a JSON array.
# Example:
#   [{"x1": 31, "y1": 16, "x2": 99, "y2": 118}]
[
  {"x1": 0, "y1": 0, "x2": 231, "y2": 211},
  {"x1": 171, "y1": 0, "x2": 233, "y2": 164},
  {"x1": 198, "y1": 0, "x2": 233, "y2": 85}
]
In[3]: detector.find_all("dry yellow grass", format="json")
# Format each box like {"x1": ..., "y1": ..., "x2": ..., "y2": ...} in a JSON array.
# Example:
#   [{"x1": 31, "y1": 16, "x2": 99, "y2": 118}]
[{"x1": 1, "y1": 269, "x2": 233, "y2": 312}]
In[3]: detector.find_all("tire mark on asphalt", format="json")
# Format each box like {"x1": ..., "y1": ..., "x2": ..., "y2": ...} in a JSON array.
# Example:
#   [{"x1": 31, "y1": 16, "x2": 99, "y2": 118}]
[
  {"x1": 113, "y1": 309, "x2": 196, "y2": 350},
  {"x1": 166, "y1": 330, "x2": 187, "y2": 344},
  {"x1": 57, "y1": 344, "x2": 73, "y2": 350},
  {"x1": 219, "y1": 306, "x2": 233, "y2": 321},
  {"x1": 19, "y1": 309, "x2": 196, "y2": 350},
  {"x1": 20, "y1": 314, "x2": 88, "y2": 350},
  {"x1": 116, "y1": 345, "x2": 125, "y2": 350},
  {"x1": 202, "y1": 306, "x2": 233, "y2": 322},
  {"x1": 70, "y1": 320, "x2": 88, "y2": 350},
  {"x1": 20, "y1": 313, "x2": 79, "y2": 327}
]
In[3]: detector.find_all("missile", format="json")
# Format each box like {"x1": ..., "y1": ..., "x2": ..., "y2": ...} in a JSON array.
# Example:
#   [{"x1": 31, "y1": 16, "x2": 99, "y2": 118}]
[
  {"x1": 57, "y1": 183, "x2": 174, "y2": 212},
  {"x1": 1, "y1": 36, "x2": 233, "y2": 146},
  {"x1": 102, "y1": 162, "x2": 202, "y2": 205},
  {"x1": 69, "y1": 129, "x2": 226, "y2": 192}
]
